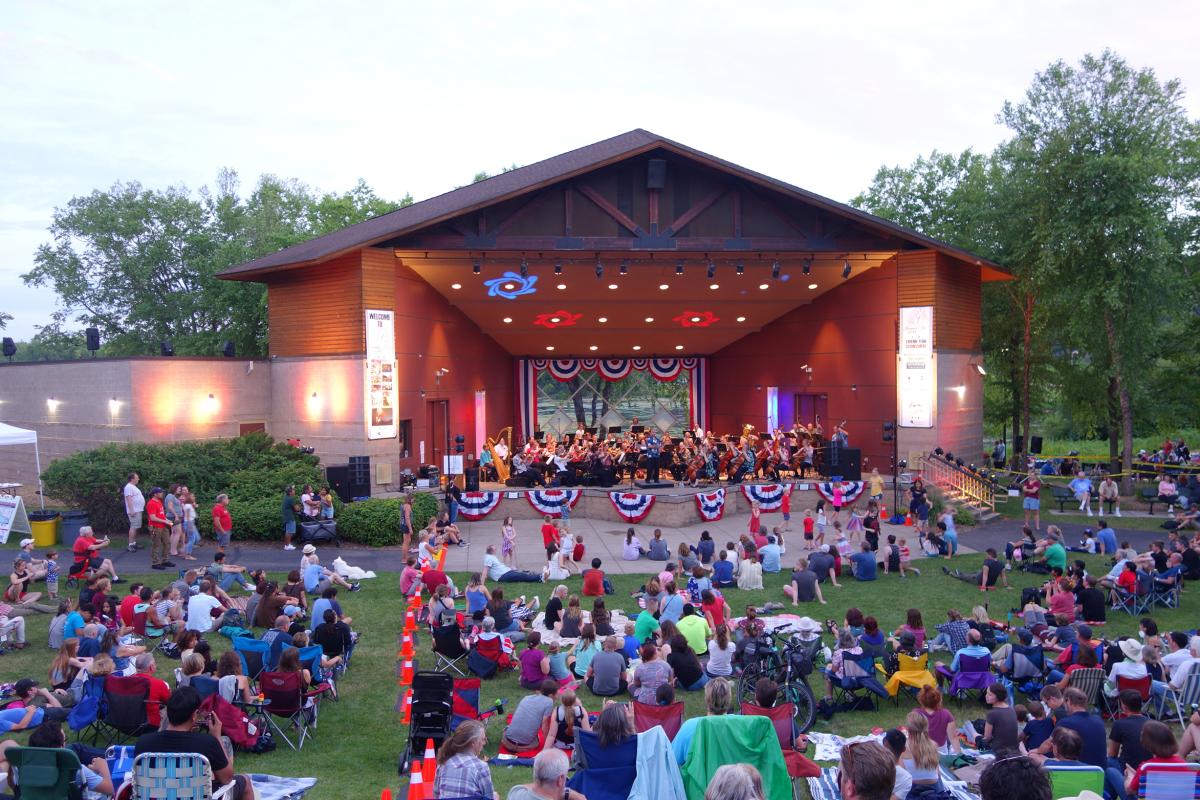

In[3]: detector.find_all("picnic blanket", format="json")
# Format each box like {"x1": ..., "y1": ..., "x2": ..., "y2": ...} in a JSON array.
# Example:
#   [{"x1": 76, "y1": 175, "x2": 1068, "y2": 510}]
[
  {"x1": 527, "y1": 609, "x2": 636, "y2": 648},
  {"x1": 806, "y1": 766, "x2": 978, "y2": 800},
  {"x1": 247, "y1": 774, "x2": 318, "y2": 800}
]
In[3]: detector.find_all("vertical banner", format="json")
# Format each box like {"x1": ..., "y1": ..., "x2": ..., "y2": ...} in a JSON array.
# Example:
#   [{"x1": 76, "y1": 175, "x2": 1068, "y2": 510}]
[
  {"x1": 365, "y1": 309, "x2": 397, "y2": 440},
  {"x1": 898, "y1": 306, "x2": 934, "y2": 428}
]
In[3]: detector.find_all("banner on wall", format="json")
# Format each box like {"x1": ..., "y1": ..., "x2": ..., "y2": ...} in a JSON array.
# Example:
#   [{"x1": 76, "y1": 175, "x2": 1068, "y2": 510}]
[
  {"x1": 898, "y1": 306, "x2": 934, "y2": 428},
  {"x1": 365, "y1": 309, "x2": 398, "y2": 440}
]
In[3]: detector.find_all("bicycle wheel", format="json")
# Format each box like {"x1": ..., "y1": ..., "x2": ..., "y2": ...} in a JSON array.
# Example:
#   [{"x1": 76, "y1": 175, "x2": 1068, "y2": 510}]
[
  {"x1": 738, "y1": 653, "x2": 781, "y2": 706},
  {"x1": 783, "y1": 679, "x2": 817, "y2": 734}
]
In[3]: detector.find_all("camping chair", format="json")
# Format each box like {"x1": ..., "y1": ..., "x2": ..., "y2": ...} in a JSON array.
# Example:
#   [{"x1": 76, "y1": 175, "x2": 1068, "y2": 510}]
[
  {"x1": 128, "y1": 752, "x2": 235, "y2": 800},
  {"x1": 231, "y1": 636, "x2": 270, "y2": 685},
  {"x1": 1135, "y1": 762, "x2": 1200, "y2": 799},
  {"x1": 1160, "y1": 663, "x2": 1200, "y2": 727},
  {"x1": 432, "y1": 623, "x2": 470, "y2": 677},
  {"x1": 67, "y1": 673, "x2": 109, "y2": 744},
  {"x1": 189, "y1": 674, "x2": 221, "y2": 701},
  {"x1": 937, "y1": 654, "x2": 994, "y2": 705},
  {"x1": 99, "y1": 674, "x2": 157, "y2": 745},
  {"x1": 1010, "y1": 643, "x2": 1049, "y2": 697},
  {"x1": 632, "y1": 700, "x2": 685, "y2": 740},
  {"x1": 471, "y1": 633, "x2": 515, "y2": 676},
  {"x1": 1112, "y1": 574, "x2": 1155, "y2": 616},
  {"x1": 741, "y1": 702, "x2": 820, "y2": 780},
  {"x1": 1, "y1": 746, "x2": 85, "y2": 800},
  {"x1": 258, "y1": 669, "x2": 329, "y2": 750},
  {"x1": 129, "y1": 609, "x2": 167, "y2": 653},
  {"x1": 1152, "y1": 578, "x2": 1182, "y2": 609},
  {"x1": 566, "y1": 728, "x2": 638, "y2": 800},
  {"x1": 883, "y1": 652, "x2": 936, "y2": 700},
  {"x1": 832, "y1": 652, "x2": 888, "y2": 711},
  {"x1": 1065, "y1": 667, "x2": 1106, "y2": 712},
  {"x1": 296, "y1": 644, "x2": 335, "y2": 699},
  {"x1": 678, "y1": 715, "x2": 792, "y2": 800},
  {"x1": 1046, "y1": 765, "x2": 1105, "y2": 800}
]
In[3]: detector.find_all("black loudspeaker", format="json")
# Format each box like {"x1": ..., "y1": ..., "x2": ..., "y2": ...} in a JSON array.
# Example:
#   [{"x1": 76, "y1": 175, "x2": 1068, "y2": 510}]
[
  {"x1": 1030, "y1": 436, "x2": 1043, "y2": 455},
  {"x1": 505, "y1": 476, "x2": 532, "y2": 488},
  {"x1": 820, "y1": 448, "x2": 862, "y2": 482},
  {"x1": 348, "y1": 455, "x2": 371, "y2": 499},
  {"x1": 646, "y1": 158, "x2": 667, "y2": 189},
  {"x1": 464, "y1": 466, "x2": 480, "y2": 492},
  {"x1": 326, "y1": 465, "x2": 352, "y2": 503},
  {"x1": 2, "y1": 337, "x2": 14, "y2": 358},
  {"x1": 160, "y1": 341, "x2": 174, "y2": 356},
  {"x1": 221, "y1": 340, "x2": 235, "y2": 358},
  {"x1": 85, "y1": 327, "x2": 100, "y2": 352}
]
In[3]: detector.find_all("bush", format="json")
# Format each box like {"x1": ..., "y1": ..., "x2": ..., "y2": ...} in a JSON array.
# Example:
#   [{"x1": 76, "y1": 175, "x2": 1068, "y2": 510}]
[
  {"x1": 409, "y1": 491, "x2": 439, "y2": 533},
  {"x1": 339, "y1": 499, "x2": 402, "y2": 546},
  {"x1": 41, "y1": 433, "x2": 323, "y2": 538}
]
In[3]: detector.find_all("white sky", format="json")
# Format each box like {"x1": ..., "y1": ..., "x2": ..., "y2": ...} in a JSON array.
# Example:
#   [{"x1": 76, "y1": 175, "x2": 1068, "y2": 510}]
[{"x1": 2, "y1": 1, "x2": 1198, "y2": 340}]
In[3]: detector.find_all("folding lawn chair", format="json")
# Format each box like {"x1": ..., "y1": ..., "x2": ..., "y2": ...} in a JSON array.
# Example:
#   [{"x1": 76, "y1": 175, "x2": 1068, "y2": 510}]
[
  {"x1": 99, "y1": 675, "x2": 158, "y2": 745},
  {"x1": 742, "y1": 702, "x2": 820, "y2": 780},
  {"x1": 882, "y1": 651, "x2": 936, "y2": 700},
  {"x1": 129, "y1": 609, "x2": 168, "y2": 654},
  {"x1": 296, "y1": 644, "x2": 336, "y2": 699},
  {"x1": 832, "y1": 653, "x2": 888, "y2": 711},
  {"x1": 1152, "y1": 579, "x2": 1182, "y2": 609},
  {"x1": 232, "y1": 636, "x2": 270, "y2": 686},
  {"x1": 1047, "y1": 765, "x2": 1105, "y2": 799},
  {"x1": 1009, "y1": 642, "x2": 1049, "y2": 698},
  {"x1": 632, "y1": 700, "x2": 685, "y2": 740},
  {"x1": 258, "y1": 670, "x2": 330, "y2": 750},
  {"x1": 678, "y1": 715, "x2": 791, "y2": 800},
  {"x1": 566, "y1": 728, "x2": 638, "y2": 800},
  {"x1": 128, "y1": 752, "x2": 236, "y2": 800},
  {"x1": 67, "y1": 673, "x2": 108, "y2": 744},
  {"x1": 1, "y1": 745, "x2": 85, "y2": 800},
  {"x1": 432, "y1": 623, "x2": 469, "y2": 677},
  {"x1": 1160, "y1": 663, "x2": 1200, "y2": 728},
  {"x1": 1112, "y1": 574, "x2": 1154, "y2": 616},
  {"x1": 1065, "y1": 667, "x2": 1106, "y2": 712},
  {"x1": 937, "y1": 653, "x2": 994, "y2": 706},
  {"x1": 189, "y1": 674, "x2": 221, "y2": 701},
  {"x1": 1135, "y1": 762, "x2": 1200, "y2": 799}
]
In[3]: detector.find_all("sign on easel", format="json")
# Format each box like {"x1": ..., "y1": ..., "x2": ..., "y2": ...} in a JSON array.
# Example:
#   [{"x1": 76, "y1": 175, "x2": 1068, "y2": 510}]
[{"x1": 0, "y1": 495, "x2": 31, "y2": 544}]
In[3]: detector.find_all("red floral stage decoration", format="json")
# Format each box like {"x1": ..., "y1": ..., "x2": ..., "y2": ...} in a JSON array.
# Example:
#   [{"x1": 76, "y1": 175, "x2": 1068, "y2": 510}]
[
  {"x1": 673, "y1": 310, "x2": 719, "y2": 327},
  {"x1": 532, "y1": 311, "x2": 581, "y2": 329}
]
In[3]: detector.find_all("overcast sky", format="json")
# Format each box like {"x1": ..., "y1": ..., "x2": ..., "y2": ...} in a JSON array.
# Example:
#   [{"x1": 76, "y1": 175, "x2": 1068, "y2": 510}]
[{"x1": 2, "y1": 2, "x2": 1198, "y2": 339}]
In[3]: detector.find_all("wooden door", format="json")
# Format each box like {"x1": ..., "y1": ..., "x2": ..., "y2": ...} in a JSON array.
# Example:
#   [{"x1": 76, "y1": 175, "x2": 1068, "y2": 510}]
[{"x1": 428, "y1": 400, "x2": 449, "y2": 469}]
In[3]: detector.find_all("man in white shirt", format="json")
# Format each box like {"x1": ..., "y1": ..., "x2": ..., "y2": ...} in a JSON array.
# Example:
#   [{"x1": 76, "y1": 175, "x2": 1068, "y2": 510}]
[
  {"x1": 123, "y1": 472, "x2": 145, "y2": 553},
  {"x1": 185, "y1": 580, "x2": 226, "y2": 633},
  {"x1": 482, "y1": 545, "x2": 543, "y2": 583},
  {"x1": 1151, "y1": 632, "x2": 1200, "y2": 712}
]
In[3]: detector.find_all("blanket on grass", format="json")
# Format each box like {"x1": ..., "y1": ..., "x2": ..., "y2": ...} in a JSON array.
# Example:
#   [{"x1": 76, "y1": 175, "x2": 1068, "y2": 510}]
[{"x1": 248, "y1": 773, "x2": 318, "y2": 800}]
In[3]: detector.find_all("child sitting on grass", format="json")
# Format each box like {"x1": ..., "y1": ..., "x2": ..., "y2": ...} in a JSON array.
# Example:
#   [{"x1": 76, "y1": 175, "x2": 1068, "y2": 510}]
[
  {"x1": 547, "y1": 641, "x2": 572, "y2": 683},
  {"x1": 550, "y1": 689, "x2": 589, "y2": 749},
  {"x1": 622, "y1": 622, "x2": 641, "y2": 660}
]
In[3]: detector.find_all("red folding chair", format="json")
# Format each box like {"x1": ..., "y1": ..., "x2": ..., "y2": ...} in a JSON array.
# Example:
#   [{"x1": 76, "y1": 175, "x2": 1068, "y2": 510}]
[
  {"x1": 258, "y1": 670, "x2": 329, "y2": 750},
  {"x1": 741, "y1": 702, "x2": 821, "y2": 779},
  {"x1": 632, "y1": 701, "x2": 684, "y2": 740}
]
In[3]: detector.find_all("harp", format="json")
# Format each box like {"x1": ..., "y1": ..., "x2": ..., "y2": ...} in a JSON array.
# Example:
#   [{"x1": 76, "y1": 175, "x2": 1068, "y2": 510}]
[{"x1": 489, "y1": 426, "x2": 512, "y2": 482}]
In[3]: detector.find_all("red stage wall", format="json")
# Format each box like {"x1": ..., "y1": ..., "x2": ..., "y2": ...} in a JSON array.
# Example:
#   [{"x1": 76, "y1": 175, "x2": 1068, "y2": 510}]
[{"x1": 708, "y1": 260, "x2": 899, "y2": 475}]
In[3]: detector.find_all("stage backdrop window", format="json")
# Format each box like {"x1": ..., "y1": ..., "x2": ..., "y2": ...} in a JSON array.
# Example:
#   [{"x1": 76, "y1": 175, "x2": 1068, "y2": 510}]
[{"x1": 518, "y1": 358, "x2": 707, "y2": 440}]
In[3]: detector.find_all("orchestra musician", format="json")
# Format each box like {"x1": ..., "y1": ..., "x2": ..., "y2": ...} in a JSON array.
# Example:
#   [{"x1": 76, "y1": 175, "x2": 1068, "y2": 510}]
[{"x1": 644, "y1": 430, "x2": 662, "y2": 482}]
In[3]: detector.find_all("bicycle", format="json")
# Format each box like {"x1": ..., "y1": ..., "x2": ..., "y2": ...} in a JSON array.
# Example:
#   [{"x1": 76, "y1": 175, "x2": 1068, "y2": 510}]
[{"x1": 736, "y1": 624, "x2": 818, "y2": 733}]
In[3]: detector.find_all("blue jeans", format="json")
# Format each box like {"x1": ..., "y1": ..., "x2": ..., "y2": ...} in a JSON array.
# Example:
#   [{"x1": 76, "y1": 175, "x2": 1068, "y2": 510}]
[
  {"x1": 1106, "y1": 758, "x2": 1129, "y2": 800},
  {"x1": 184, "y1": 521, "x2": 200, "y2": 554},
  {"x1": 684, "y1": 673, "x2": 711, "y2": 691},
  {"x1": 448, "y1": 500, "x2": 458, "y2": 525},
  {"x1": 219, "y1": 572, "x2": 250, "y2": 591}
]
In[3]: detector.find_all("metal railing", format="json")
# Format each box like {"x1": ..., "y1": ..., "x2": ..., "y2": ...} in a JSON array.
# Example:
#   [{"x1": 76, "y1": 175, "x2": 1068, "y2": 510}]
[{"x1": 918, "y1": 454, "x2": 998, "y2": 512}]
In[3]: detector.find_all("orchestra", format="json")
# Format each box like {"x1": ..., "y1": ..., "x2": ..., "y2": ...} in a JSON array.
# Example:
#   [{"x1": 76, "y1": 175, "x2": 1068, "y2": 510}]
[{"x1": 480, "y1": 421, "x2": 833, "y2": 488}]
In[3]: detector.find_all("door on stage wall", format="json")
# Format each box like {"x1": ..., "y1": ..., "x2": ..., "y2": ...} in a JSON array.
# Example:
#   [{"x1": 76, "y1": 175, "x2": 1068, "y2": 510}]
[
  {"x1": 427, "y1": 400, "x2": 449, "y2": 469},
  {"x1": 793, "y1": 393, "x2": 828, "y2": 428}
]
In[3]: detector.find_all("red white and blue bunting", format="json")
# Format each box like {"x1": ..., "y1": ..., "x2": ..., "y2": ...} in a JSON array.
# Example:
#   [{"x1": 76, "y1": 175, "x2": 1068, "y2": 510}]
[
  {"x1": 457, "y1": 491, "x2": 503, "y2": 521},
  {"x1": 740, "y1": 483, "x2": 792, "y2": 512},
  {"x1": 695, "y1": 488, "x2": 727, "y2": 522},
  {"x1": 609, "y1": 491, "x2": 656, "y2": 523},
  {"x1": 525, "y1": 489, "x2": 582, "y2": 518},
  {"x1": 814, "y1": 481, "x2": 866, "y2": 505},
  {"x1": 518, "y1": 357, "x2": 708, "y2": 442}
]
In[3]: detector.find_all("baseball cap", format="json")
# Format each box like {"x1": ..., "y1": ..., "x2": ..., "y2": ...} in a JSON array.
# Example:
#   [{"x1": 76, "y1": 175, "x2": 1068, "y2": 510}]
[
  {"x1": 284, "y1": 605, "x2": 302, "y2": 617},
  {"x1": 18, "y1": 538, "x2": 34, "y2": 548},
  {"x1": 150, "y1": 486, "x2": 164, "y2": 496},
  {"x1": 1076, "y1": 624, "x2": 1093, "y2": 640}
]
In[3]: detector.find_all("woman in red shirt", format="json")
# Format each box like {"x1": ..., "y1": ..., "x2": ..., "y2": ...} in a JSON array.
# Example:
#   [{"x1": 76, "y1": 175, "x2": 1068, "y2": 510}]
[
  {"x1": 1126, "y1": 720, "x2": 1184, "y2": 796},
  {"x1": 700, "y1": 589, "x2": 729, "y2": 629}
]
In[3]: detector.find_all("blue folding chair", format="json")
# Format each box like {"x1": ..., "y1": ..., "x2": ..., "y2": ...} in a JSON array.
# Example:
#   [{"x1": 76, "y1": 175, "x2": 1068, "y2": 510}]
[
  {"x1": 190, "y1": 674, "x2": 220, "y2": 700},
  {"x1": 232, "y1": 636, "x2": 270, "y2": 685}
]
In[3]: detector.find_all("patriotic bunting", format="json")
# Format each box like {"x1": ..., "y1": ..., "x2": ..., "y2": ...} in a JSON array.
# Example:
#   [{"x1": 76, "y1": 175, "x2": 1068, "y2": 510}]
[
  {"x1": 608, "y1": 491, "x2": 656, "y2": 523},
  {"x1": 695, "y1": 488, "x2": 726, "y2": 521},
  {"x1": 457, "y1": 491, "x2": 503, "y2": 520},
  {"x1": 814, "y1": 481, "x2": 866, "y2": 505},
  {"x1": 525, "y1": 489, "x2": 582, "y2": 518},
  {"x1": 740, "y1": 483, "x2": 792, "y2": 511}
]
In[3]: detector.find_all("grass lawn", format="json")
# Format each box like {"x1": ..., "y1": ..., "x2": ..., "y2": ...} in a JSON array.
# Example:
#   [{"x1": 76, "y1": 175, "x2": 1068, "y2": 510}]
[{"x1": 3, "y1": 556, "x2": 1195, "y2": 799}]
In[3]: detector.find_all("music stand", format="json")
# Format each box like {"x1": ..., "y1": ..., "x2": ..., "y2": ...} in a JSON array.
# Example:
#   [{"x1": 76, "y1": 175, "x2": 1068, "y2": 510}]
[
  {"x1": 533, "y1": 430, "x2": 544, "y2": 441},
  {"x1": 630, "y1": 425, "x2": 645, "y2": 434},
  {"x1": 584, "y1": 427, "x2": 598, "y2": 435},
  {"x1": 609, "y1": 427, "x2": 623, "y2": 434},
  {"x1": 672, "y1": 437, "x2": 684, "y2": 445}
]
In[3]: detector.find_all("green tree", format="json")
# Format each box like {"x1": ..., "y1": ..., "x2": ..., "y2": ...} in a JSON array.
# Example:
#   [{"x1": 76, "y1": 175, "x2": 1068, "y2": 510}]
[
  {"x1": 0, "y1": 311, "x2": 11, "y2": 330},
  {"x1": 23, "y1": 171, "x2": 411, "y2": 358},
  {"x1": 998, "y1": 51, "x2": 1200, "y2": 480}
]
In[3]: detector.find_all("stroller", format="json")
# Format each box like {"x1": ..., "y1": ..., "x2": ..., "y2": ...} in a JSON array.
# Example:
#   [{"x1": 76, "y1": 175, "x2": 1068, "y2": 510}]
[{"x1": 398, "y1": 670, "x2": 454, "y2": 775}]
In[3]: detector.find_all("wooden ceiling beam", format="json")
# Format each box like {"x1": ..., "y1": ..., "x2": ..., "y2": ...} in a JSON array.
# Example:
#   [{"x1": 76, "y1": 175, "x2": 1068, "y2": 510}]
[{"x1": 574, "y1": 184, "x2": 645, "y2": 237}]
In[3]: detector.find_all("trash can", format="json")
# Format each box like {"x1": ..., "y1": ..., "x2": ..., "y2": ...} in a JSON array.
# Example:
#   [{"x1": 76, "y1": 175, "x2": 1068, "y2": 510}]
[
  {"x1": 61, "y1": 509, "x2": 90, "y2": 550},
  {"x1": 29, "y1": 510, "x2": 61, "y2": 547}
]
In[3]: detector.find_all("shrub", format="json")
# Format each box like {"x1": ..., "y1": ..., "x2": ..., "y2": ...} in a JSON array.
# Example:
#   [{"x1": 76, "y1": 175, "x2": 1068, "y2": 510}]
[
  {"x1": 409, "y1": 491, "x2": 439, "y2": 533},
  {"x1": 339, "y1": 499, "x2": 402, "y2": 547}
]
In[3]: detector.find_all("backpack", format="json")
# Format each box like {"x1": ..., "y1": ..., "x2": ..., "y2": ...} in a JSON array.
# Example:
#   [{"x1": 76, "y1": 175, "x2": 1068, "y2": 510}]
[
  {"x1": 199, "y1": 693, "x2": 259, "y2": 751},
  {"x1": 219, "y1": 624, "x2": 254, "y2": 641}
]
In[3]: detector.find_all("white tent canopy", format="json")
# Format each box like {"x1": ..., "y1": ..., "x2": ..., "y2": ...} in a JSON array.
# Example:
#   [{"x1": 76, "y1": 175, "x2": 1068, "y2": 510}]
[{"x1": 0, "y1": 422, "x2": 44, "y2": 509}]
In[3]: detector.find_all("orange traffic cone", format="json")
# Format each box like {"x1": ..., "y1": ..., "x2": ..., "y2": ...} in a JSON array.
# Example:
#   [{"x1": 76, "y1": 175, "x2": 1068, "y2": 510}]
[
  {"x1": 399, "y1": 659, "x2": 414, "y2": 686},
  {"x1": 401, "y1": 689, "x2": 412, "y2": 723},
  {"x1": 905, "y1": 513, "x2": 913, "y2": 526},
  {"x1": 400, "y1": 632, "x2": 414, "y2": 658},
  {"x1": 406, "y1": 761, "x2": 424, "y2": 800},
  {"x1": 422, "y1": 739, "x2": 437, "y2": 785},
  {"x1": 412, "y1": 589, "x2": 424, "y2": 610},
  {"x1": 381, "y1": 788, "x2": 393, "y2": 800},
  {"x1": 880, "y1": 504, "x2": 888, "y2": 519},
  {"x1": 404, "y1": 608, "x2": 417, "y2": 631}
]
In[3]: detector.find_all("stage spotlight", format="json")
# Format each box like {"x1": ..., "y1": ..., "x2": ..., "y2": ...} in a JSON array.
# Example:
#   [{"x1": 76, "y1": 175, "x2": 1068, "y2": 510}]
[
  {"x1": 554, "y1": 260, "x2": 562, "y2": 275},
  {"x1": 955, "y1": 458, "x2": 965, "y2": 468},
  {"x1": 842, "y1": 260, "x2": 852, "y2": 279},
  {"x1": 472, "y1": 259, "x2": 481, "y2": 274},
  {"x1": 675, "y1": 260, "x2": 684, "y2": 275},
  {"x1": 736, "y1": 261, "x2": 744, "y2": 275},
  {"x1": 519, "y1": 258, "x2": 529, "y2": 278},
  {"x1": 619, "y1": 260, "x2": 628, "y2": 275},
  {"x1": 802, "y1": 257, "x2": 812, "y2": 275},
  {"x1": 707, "y1": 260, "x2": 716, "y2": 279},
  {"x1": 771, "y1": 261, "x2": 781, "y2": 280},
  {"x1": 595, "y1": 260, "x2": 603, "y2": 279},
  {"x1": 898, "y1": 459, "x2": 908, "y2": 469},
  {"x1": 933, "y1": 447, "x2": 944, "y2": 456}
]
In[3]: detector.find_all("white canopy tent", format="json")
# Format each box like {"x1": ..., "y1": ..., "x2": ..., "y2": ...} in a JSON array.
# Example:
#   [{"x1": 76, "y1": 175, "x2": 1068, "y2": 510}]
[{"x1": 0, "y1": 422, "x2": 44, "y2": 510}]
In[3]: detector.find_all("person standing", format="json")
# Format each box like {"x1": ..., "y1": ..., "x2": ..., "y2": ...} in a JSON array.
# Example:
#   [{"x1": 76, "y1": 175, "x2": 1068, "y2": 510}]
[
  {"x1": 145, "y1": 487, "x2": 175, "y2": 571},
  {"x1": 400, "y1": 495, "x2": 414, "y2": 554},
  {"x1": 644, "y1": 430, "x2": 662, "y2": 482},
  {"x1": 992, "y1": 440, "x2": 1006, "y2": 469},
  {"x1": 165, "y1": 484, "x2": 185, "y2": 558},
  {"x1": 123, "y1": 472, "x2": 145, "y2": 553},
  {"x1": 446, "y1": 480, "x2": 462, "y2": 525},
  {"x1": 211, "y1": 493, "x2": 232, "y2": 554},
  {"x1": 281, "y1": 485, "x2": 300, "y2": 551},
  {"x1": 1023, "y1": 471, "x2": 1043, "y2": 532}
]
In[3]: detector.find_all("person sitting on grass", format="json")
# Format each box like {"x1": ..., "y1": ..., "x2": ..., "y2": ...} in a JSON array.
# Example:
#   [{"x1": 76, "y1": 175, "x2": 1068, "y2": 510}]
[
  {"x1": 302, "y1": 553, "x2": 360, "y2": 595},
  {"x1": 585, "y1": 636, "x2": 628, "y2": 697},
  {"x1": 711, "y1": 550, "x2": 736, "y2": 587},
  {"x1": 666, "y1": 634, "x2": 709, "y2": 692},
  {"x1": 581, "y1": 558, "x2": 612, "y2": 596},
  {"x1": 502, "y1": 680, "x2": 558, "y2": 754},
  {"x1": 945, "y1": 548, "x2": 1009, "y2": 592},
  {"x1": 548, "y1": 688, "x2": 590, "y2": 750},
  {"x1": 519, "y1": 632, "x2": 551, "y2": 690},
  {"x1": 631, "y1": 642, "x2": 674, "y2": 704}
]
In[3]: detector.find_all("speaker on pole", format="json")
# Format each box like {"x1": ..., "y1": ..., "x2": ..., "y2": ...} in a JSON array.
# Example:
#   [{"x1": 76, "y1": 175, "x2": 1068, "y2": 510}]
[
  {"x1": 1030, "y1": 436, "x2": 1043, "y2": 455},
  {"x1": 86, "y1": 327, "x2": 100, "y2": 354}
]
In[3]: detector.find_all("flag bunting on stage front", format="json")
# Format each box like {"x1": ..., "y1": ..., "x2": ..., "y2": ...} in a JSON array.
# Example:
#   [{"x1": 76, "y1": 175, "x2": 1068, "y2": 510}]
[
  {"x1": 814, "y1": 481, "x2": 866, "y2": 505},
  {"x1": 695, "y1": 488, "x2": 726, "y2": 521},
  {"x1": 525, "y1": 489, "x2": 582, "y2": 518},
  {"x1": 608, "y1": 491, "x2": 656, "y2": 523},
  {"x1": 740, "y1": 483, "x2": 792, "y2": 511},
  {"x1": 457, "y1": 491, "x2": 502, "y2": 520}
]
